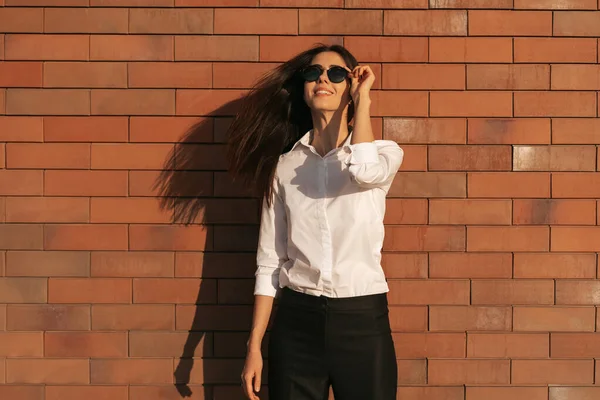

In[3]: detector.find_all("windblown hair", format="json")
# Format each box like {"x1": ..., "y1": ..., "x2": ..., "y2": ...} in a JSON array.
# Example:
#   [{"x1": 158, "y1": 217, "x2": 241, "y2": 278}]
[{"x1": 226, "y1": 44, "x2": 359, "y2": 206}]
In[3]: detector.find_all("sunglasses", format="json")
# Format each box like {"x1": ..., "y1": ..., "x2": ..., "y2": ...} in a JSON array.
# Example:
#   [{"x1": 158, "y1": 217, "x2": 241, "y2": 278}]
[{"x1": 301, "y1": 65, "x2": 349, "y2": 84}]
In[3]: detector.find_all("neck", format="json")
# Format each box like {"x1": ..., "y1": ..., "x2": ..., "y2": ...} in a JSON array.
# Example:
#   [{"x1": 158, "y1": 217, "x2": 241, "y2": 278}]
[{"x1": 310, "y1": 109, "x2": 350, "y2": 155}]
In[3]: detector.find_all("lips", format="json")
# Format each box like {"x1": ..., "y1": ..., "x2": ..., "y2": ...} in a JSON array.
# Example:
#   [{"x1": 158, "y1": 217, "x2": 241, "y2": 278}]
[{"x1": 314, "y1": 86, "x2": 333, "y2": 96}]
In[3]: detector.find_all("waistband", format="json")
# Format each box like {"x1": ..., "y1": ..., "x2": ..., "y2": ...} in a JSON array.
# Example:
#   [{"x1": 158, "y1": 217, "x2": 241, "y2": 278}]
[{"x1": 279, "y1": 287, "x2": 388, "y2": 311}]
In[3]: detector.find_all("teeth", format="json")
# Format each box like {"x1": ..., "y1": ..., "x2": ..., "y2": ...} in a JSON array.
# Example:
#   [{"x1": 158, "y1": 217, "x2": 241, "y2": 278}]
[{"x1": 316, "y1": 90, "x2": 332, "y2": 95}]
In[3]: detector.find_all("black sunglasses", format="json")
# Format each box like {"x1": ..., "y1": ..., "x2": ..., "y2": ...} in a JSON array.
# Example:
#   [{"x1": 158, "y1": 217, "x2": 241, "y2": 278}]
[{"x1": 301, "y1": 65, "x2": 349, "y2": 84}]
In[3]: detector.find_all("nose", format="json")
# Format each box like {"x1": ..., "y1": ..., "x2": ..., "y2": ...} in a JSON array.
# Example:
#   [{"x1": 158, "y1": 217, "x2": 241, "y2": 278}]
[{"x1": 317, "y1": 69, "x2": 329, "y2": 83}]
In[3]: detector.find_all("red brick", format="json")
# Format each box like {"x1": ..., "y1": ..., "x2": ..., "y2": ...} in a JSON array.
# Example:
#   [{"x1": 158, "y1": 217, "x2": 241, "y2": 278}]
[
  {"x1": 515, "y1": 92, "x2": 596, "y2": 117},
  {"x1": 130, "y1": 8, "x2": 212, "y2": 34},
  {"x1": 92, "y1": 304, "x2": 174, "y2": 330},
  {"x1": 91, "y1": 143, "x2": 172, "y2": 169},
  {"x1": 552, "y1": 227, "x2": 600, "y2": 251},
  {"x1": 130, "y1": 331, "x2": 211, "y2": 357},
  {"x1": 0, "y1": 225, "x2": 43, "y2": 250},
  {"x1": 0, "y1": 332, "x2": 43, "y2": 357},
  {"x1": 90, "y1": 359, "x2": 172, "y2": 384},
  {"x1": 512, "y1": 359, "x2": 593, "y2": 384},
  {"x1": 515, "y1": 0, "x2": 597, "y2": 8},
  {"x1": 514, "y1": 199, "x2": 596, "y2": 225},
  {"x1": 557, "y1": 281, "x2": 600, "y2": 304},
  {"x1": 396, "y1": 359, "x2": 427, "y2": 385},
  {"x1": 6, "y1": 197, "x2": 89, "y2": 223},
  {"x1": 554, "y1": 11, "x2": 600, "y2": 36},
  {"x1": 0, "y1": 62, "x2": 42, "y2": 87},
  {"x1": 430, "y1": 37, "x2": 513, "y2": 62},
  {"x1": 397, "y1": 387, "x2": 464, "y2": 400},
  {"x1": 133, "y1": 278, "x2": 215, "y2": 304},
  {"x1": 384, "y1": 10, "x2": 466, "y2": 35},
  {"x1": 389, "y1": 306, "x2": 428, "y2": 331},
  {"x1": 91, "y1": 35, "x2": 173, "y2": 61},
  {"x1": 213, "y1": 225, "x2": 258, "y2": 252},
  {"x1": 0, "y1": 8, "x2": 43, "y2": 32},
  {"x1": 515, "y1": 307, "x2": 595, "y2": 331},
  {"x1": 514, "y1": 38, "x2": 597, "y2": 63},
  {"x1": 429, "y1": 306, "x2": 512, "y2": 331},
  {"x1": 45, "y1": 170, "x2": 127, "y2": 196},
  {"x1": 429, "y1": 198, "x2": 512, "y2": 225},
  {"x1": 212, "y1": 62, "x2": 279, "y2": 89},
  {"x1": 468, "y1": 226, "x2": 549, "y2": 252},
  {"x1": 397, "y1": 145, "x2": 426, "y2": 171},
  {"x1": 5, "y1": 34, "x2": 88, "y2": 61},
  {"x1": 429, "y1": 252, "x2": 512, "y2": 278},
  {"x1": 176, "y1": 89, "x2": 245, "y2": 116},
  {"x1": 552, "y1": 65, "x2": 600, "y2": 90},
  {"x1": 471, "y1": 279, "x2": 554, "y2": 305},
  {"x1": 176, "y1": 0, "x2": 254, "y2": 4},
  {"x1": 381, "y1": 253, "x2": 428, "y2": 278},
  {"x1": 263, "y1": 0, "x2": 341, "y2": 5},
  {"x1": 387, "y1": 279, "x2": 470, "y2": 305},
  {"x1": 6, "y1": 251, "x2": 89, "y2": 277},
  {"x1": 0, "y1": 35, "x2": 3, "y2": 60},
  {"x1": 346, "y1": 0, "x2": 425, "y2": 7},
  {"x1": 7, "y1": 304, "x2": 90, "y2": 331},
  {"x1": 7, "y1": 359, "x2": 90, "y2": 384},
  {"x1": 6, "y1": 89, "x2": 90, "y2": 115},
  {"x1": 389, "y1": 172, "x2": 466, "y2": 197},
  {"x1": 0, "y1": 116, "x2": 43, "y2": 141},
  {"x1": 92, "y1": 251, "x2": 173, "y2": 278},
  {"x1": 49, "y1": 278, "x2": 131, "y2": 304},
  {"x1": 129, "y1": 385, "x2": 207, "y2": 400},
  {"x1": 514, "y1": 253, "x2": 596, "y2": 278},
  {"x1": 45, "y1": 8, "x2": 127, "y2": 33},
  {"x1": 384, "y1": 118, "x2": 466, "y2": 144},
  {"x1": 129, "y1": 170, "x2": 212, "y2": 197},
  {"x1": 344, "y1": 36, "x2": 427, "y2": 63},
  {"x1": 428, "y1": 359, "x2": 510, "y2": 384},
  {"x1": 176, "y1": 252, "x2": 256, "y2": 279},
  {"x1": 45, "y1": 332, "x2": 127, "y2": 357},
  {"x1": 7, "y1": 143, "x2": 90, "y2": 169},
  {"x1": 553, "y1": 173, "x2": 600, "y2": 198},
  {"x1": 431, "y1": 92, "x2": 512, "y2": 117},
  {"x1": 93, "y1": 0, "x2": 173, "y2": 4},
  {"x1": 467, "y1": 333, "x2": 549, "y2": 358},
  {"x1": 176, "y1": 36, "x2": 258, "y2": 61},
  {"x1": 384, "y1": 226, "x2": 465, "y2": 251},
  {"x1": 467, "y1": 387, "x2": 548, "y2": 400},
  {"x1": 371, "y1": 91, "x2": 428, "y2": 117},
  {"x1": 90, "y1": 198, "x2": 169, "y2": 224},
  {"x1": 130, "y1": 116, "x2": 207, "y2": 142},
  {"x1": 44, "y1": 62, "x2": 127, "y2": 88},
  {"x1": 46, "y1": 386, "x2": 128, "y2": 400},
  {"x1": 0, "y1": 305, "x2": 4, "y2": 330},
  {"x1": 44, "y1": 116, "x2": 128, "y2": 142},
  {"x1": 467, "y1": 64, "x2": 549, "y2": 90},
  {"x1": 9, "y1": 0, "x2": 90, "y2": 4},
  {"x1": 129, "y1": 225, "x2": 211, "y2": 251},
  {"x1": 393, "y1": 333, "x2": 465, "y2": 358},
  {"x1": 469, "y1": 10, "x2": 552, "y2": 35},
  {"x1": 215, "y1": 9, "x2": 296, "y2": 34},
  {"x1": 0, "y1": 387, "x2": 44, "y2": 400},
  {"x1": 431, "y1": 0, "x2": 512, "y2": 6},
  {"x1": 91, "y1": 89, "x2": 174, "y2": 116},
  {"x1": 129, "y1": 63, "x2": 211, "y2": 89},
  {"x1": 45, "y1": 224, "x2": 128, "y2": 251},
  {"x1": 514, "y1": 145, "x2": 596, "y2": 171},
  {"x1": 468, "y1": 172, "x2": 550, "y2": 198},
  {"x1": 382, "y1": 64, "x2": 464, "y2": 90},
  {"x1": 382, "y1": 199, "x2": 427, "y2": 224},
  {"x1": 0, "y1": 170, "x2": 42, "y2": 197},
  {"x1": 299, "y1": 9, "x2": 382, "y2": 34},
  {"x1": 429, "y1": 145, "x2": 511, "y2": 171}
]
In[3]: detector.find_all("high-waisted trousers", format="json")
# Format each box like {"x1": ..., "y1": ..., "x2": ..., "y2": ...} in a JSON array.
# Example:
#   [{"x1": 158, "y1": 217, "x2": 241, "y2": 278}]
[{"x1": 268, "y1": 287, "x2": 398, "y2": 400}]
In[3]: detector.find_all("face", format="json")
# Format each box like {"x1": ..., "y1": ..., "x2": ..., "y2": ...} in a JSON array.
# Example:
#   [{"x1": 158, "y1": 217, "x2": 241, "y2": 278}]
[{"x1": 303, "y1": 51, "x2": 351, "y2": 113}]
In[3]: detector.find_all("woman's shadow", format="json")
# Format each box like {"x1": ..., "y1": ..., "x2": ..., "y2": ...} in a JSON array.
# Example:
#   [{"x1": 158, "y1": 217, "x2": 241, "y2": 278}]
[{"x1": 154, "y1": 99, "x2": 271, "y2": 399}]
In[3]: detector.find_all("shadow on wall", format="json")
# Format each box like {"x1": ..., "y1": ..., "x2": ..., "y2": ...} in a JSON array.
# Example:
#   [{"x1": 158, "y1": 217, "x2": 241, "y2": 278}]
[{"x1": 153, "y1": 98, "x2": 272, "y2": 399}]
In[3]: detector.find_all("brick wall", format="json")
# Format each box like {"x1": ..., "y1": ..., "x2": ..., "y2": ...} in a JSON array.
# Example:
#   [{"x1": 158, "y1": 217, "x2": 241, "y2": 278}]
[{"x1": 1, "y1": 0, "x2": 600, "y2": 399}]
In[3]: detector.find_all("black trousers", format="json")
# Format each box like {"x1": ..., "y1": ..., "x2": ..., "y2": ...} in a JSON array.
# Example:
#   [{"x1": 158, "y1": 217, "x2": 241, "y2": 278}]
[{"x1": 268, "y1": 287, "x2": 398, "y2": 400}]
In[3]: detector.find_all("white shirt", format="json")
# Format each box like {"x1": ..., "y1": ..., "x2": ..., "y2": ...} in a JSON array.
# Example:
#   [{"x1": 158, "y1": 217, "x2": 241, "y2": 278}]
[{"x1": 254, "y1": 129, "x2": 404, "y2": 298}]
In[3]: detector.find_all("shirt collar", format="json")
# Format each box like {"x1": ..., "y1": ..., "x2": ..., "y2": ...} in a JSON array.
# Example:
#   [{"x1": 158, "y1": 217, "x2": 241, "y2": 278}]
[{"x1": 290, "y1": 127, "x2": 353, "y2": 152}]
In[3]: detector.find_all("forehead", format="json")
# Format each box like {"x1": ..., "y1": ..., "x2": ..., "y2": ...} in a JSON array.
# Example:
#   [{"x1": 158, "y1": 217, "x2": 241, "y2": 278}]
[{"x1": 310, "y1": 51, "x2": 346, "y2": 67}]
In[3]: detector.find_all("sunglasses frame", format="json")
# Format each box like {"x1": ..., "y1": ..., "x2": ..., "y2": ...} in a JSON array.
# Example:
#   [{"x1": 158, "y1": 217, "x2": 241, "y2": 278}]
[{"x1": 301, "y1": 64, "x2": 349, "y2": 84}]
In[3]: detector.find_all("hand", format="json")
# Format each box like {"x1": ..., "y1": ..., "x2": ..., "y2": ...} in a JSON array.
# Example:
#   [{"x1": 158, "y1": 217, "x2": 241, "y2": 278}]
[
  {"x1": 347, "y1": 65, "x2": 375, "y2": 104},
  {"x1": 241, "y1": 350, "x2": 263, "y2": 400}
]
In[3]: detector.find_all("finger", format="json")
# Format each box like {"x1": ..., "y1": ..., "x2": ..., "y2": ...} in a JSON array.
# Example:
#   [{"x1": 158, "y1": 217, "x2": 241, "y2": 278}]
[
  {"x1": 254, "y1": 371, "x2": 262, "y2": 392},
  {"x1": 244, "y1": 375, "x2": 254, "y2": 399}
]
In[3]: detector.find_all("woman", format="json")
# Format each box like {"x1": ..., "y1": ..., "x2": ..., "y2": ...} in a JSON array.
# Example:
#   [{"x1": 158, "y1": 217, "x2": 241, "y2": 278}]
[{"x1": 227, "y1": 44, "x2": 404, "y2": 400}]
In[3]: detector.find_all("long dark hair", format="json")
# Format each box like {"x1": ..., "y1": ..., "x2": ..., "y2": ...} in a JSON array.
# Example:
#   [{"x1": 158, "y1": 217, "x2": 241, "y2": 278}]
[{"x1": 226, "y1": 44, "x2": 359, "y2": 206}]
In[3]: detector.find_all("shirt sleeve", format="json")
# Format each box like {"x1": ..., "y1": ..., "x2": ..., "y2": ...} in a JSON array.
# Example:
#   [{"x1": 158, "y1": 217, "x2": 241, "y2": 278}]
[
  {"x1": 254, "y1": 178, "x2": 288, "y2": 298},
  {"x1": 347, "y1": 140, "x2": 404, "y2": 190}
]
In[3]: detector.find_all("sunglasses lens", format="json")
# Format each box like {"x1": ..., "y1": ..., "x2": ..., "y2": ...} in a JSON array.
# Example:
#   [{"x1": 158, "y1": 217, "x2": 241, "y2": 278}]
[
  {"x1": 302, "y1": 66, "x2": 321, "y2": 82},
  {"x1": 328, "y1": 66, "x2": 347, "y2": 83}
]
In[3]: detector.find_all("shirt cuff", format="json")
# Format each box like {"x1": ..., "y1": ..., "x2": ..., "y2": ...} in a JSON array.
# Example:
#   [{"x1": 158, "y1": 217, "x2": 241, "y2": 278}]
[
  {"x1": 349, "y1": 142, "x2": 379, "y2": 164},
  {"x1": 254, "y1": 272, "x2": 279, "y2": 297}
]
